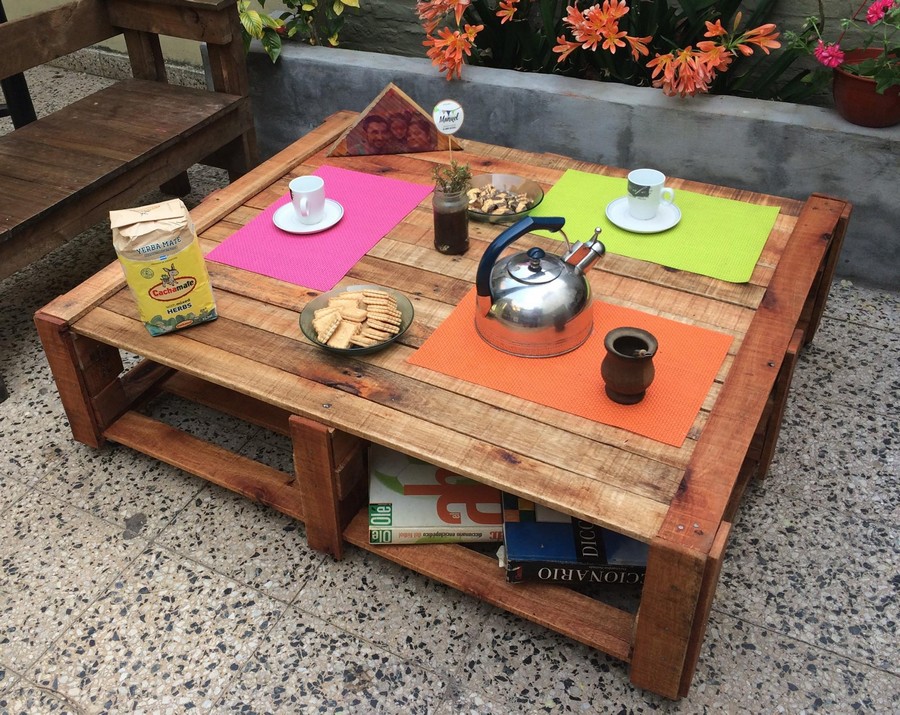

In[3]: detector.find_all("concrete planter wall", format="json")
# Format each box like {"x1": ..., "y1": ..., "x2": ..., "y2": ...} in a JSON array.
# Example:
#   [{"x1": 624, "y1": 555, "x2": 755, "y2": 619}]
[{"x1": 246, "y1": 44, "x2": 899, "y2": 288}]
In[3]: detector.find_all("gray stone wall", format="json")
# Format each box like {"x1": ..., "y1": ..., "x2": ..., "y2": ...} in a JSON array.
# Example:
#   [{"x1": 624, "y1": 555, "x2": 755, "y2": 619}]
[{"x1": 338, "y1": 1, "x2": 424, "y2": 56}]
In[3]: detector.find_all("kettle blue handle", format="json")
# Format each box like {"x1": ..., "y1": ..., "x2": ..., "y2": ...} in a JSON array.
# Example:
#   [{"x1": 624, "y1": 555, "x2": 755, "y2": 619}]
[{"x1": 475, "y1": 216, "x2": 566, "y2": 297}]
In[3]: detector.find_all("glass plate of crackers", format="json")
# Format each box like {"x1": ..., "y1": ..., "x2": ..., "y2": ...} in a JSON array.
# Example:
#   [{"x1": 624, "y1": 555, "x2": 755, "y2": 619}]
[{"x1": 299, "y1": 284, "x2": 414, "y2": 355}]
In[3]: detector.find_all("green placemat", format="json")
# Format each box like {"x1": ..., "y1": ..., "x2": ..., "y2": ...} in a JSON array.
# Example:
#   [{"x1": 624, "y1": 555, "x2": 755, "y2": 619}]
[{"x1": 529, "y1": 169, "x2": 780, "y2": 283}]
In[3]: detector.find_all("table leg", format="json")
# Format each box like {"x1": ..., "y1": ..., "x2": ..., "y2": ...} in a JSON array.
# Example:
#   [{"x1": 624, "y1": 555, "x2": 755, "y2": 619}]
[
  {"x1": 34, "y1": 311, "x2": 124, "y2": 448},
  {"x1": 801, "y1": 197, "x2": 851, "y2": 346},
  {"x1": 290, "y1": 415, "x2": 367, "y2": 560},
  {"x1": 0, "y1": 1, "x2": 37, "y2": 129},
  {"x1": 628, "y1": 537, "x2": 709, "y2": 699},
  {"x1": 754, "y1": 329, "x2": 803, "y2": 481}
]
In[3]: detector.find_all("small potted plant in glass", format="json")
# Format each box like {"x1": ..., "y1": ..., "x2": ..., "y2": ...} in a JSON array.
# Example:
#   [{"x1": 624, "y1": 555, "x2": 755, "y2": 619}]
[{"x1": 432, "y1": 160, "x2": 472, "y2": 255}]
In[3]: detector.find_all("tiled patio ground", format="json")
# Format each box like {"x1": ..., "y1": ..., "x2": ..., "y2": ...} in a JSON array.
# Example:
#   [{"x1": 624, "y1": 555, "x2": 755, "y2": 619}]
[{"x1": 1, "y1": 65, "x2": 897, "y2": 713}]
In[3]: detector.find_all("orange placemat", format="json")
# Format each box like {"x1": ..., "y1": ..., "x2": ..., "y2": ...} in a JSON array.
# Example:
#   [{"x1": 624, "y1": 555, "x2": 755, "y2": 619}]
[{"x1": 407, "y1": 290, "x2": 733, "y2": 447}]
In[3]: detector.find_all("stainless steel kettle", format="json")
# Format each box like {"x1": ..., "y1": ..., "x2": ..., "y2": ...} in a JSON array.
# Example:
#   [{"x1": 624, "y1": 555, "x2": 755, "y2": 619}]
[{"x1": 475, "y1": 216, "x2": 605, "y2": 358}]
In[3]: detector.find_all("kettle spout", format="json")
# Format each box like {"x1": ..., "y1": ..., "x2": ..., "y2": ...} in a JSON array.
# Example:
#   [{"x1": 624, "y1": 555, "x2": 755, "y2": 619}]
[{"x1": 564, "y1": 227, "x2": 606, "y2": 273}]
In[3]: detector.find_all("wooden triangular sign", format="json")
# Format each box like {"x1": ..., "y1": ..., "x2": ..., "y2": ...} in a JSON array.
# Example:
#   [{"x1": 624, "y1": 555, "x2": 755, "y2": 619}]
[{"x1": 327, "y1": 83, "x2": 462, "y2": 157}]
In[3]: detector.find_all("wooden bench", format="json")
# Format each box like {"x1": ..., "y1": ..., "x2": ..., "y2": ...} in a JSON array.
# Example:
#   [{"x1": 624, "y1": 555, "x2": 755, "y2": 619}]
[{"x1": 0, "y1": 0, "x2": 258, "y2": 280}]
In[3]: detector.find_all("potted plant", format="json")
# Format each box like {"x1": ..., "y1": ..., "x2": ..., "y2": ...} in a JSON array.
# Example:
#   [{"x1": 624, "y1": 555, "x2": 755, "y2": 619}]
[
  {"x1": 432, "y1": 160, "x2": 472, "y2": 255},
  {"x1": 786, "y1": 0, "x2": 900, "y2": 127}
]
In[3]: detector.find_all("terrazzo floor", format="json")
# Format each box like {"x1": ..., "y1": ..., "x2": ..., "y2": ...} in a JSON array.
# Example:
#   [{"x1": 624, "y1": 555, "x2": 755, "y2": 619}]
[{"x1": 1, "y1": 65, "x2": 898, "y2": 714}]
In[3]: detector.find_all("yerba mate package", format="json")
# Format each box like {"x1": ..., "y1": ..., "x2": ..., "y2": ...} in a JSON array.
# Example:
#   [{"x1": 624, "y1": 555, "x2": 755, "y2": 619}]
[{"x1": 111, "y1": 199, "x2": 217, "y2": 336}]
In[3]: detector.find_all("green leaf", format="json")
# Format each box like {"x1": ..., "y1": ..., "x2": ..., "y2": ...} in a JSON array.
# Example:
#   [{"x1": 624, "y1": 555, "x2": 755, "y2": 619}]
[
  {"x1": 260, "y1": 14, "x2": 282, "y2": 30},
  {"x1": 342, "y1": 0, "x2": 360, "y2": 8},
  {"x1": 332, "y1": 1, "x2": 344, "y2": 16},
  {"x1": 240, "y1": 10, "x2": 265, "y2": 39},
  {"x1": 261, "y1": 29, "x2": 283, "y2": 63}
]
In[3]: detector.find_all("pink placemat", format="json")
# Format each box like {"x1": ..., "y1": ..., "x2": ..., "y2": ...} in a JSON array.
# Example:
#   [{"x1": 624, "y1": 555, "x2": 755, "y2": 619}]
[{"x1": 206, "y1": 165, "x2": 433, "y2": 290}]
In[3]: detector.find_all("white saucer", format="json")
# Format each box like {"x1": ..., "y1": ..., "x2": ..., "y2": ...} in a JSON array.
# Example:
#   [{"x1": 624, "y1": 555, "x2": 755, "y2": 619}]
[
  {"x1": 273, "y1": 199, "x2": 344, "y2": 234},
  {"x1": 605, "y1": 196, "x2": 681, "y2": 234}
]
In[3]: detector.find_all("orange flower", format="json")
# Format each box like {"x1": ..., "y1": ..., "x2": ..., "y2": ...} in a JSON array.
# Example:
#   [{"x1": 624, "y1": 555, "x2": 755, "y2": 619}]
[
  {"x1": 625, "y1": 34, "x2": 653, "y2": 60},
  {"x1": 600, "y1": 0, "x2": 630, "y2": 22},
  {"x1": 601, "y1": 28, "x2": 628, "y2": 53},
  {"x1": 695, "y1": 41, "x2": 734, "y2": 72},
  {"x1": 563, "y1": 5, "x2": 601, "y2": 51},
  {"x1": 496, "y1": 0, "x2": 519, "y2": 24},
  {"x1": 647, "y1": 46, "x2": 715, "y2": 97},
  {"x1": 706, "y1": 16, "x2": 781, "y2": 57},
  {"x1": 557, "y1": 2, "x2": 648, "y2": 60},
  {"x1": 416, "y1": 0, "x2": 471, "y2": 35},
  {"x1": 553, "y1": 35, "x2": 582, "y2": 62},
  {"x1": 424, "y1": 23, "x2": 484, "y2": 80},
  {"x1": 703, "y1": 19, "x2": 728, "y2": 38},
  {"x1": 737, "y1": 24, "x2": 781, "y2": 54},
  {"x1": 563, "y1": 1, "x2": 632, "y2": 52},
  {"x1": 646, "y1": 52, "x2": 675, "y2": 87}
]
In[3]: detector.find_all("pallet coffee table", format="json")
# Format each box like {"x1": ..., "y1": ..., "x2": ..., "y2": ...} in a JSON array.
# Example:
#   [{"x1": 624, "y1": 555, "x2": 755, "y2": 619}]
[{"x1": 35, "y1": 111, "x2": 850, "y2": 699}]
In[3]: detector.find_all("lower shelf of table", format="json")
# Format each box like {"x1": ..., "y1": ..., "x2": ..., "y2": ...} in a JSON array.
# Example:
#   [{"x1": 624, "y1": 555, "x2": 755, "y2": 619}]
[
  {"x1": 102, "y1": 366, "x2": 638, "y2": 665},
  {"x1": 343, "y1": 510, "x2": 636, "y2": 663}
]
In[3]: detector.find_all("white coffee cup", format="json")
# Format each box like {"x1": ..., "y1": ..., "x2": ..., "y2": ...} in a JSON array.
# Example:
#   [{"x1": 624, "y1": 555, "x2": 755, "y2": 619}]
[
  {"x1": 289, "y1": 175, "x2": 326, "y2": 225},
  {"x1": 626, "y1": 169, "x2": 675, "y2": 220}
]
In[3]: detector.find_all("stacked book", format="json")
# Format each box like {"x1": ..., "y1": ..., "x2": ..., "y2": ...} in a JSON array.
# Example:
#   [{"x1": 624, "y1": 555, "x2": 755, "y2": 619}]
[
  {"x1": 366, "y1": 446, "x2": 647, "y2": 586},
  {"x1": 500, "y1": 493, "x2": 648, "y2": 585},
  {"x1": 367, "y1": 444, "x2": 503, "y2": 545}
]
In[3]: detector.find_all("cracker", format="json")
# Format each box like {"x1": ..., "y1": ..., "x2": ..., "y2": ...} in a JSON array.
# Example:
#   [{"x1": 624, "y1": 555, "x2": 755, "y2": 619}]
[
  {"x1": 362, "y1": 290, "x2": 397, "y2": 305},
  {"x1": 368, "y1": 305, "x2": 401, "y2": 316},
  {"x1": 313, "y1": 306, "x2": 340, "y2": 321},
  {"x1": 367, "y1": 311, "x2": 402, "y2": 326},
  {"x1": 362, "y1": 326, "x2": 393, "y2": 341},
  {"x1": 326, "y1": 320, "x2": 360, "y2": 349},
  {"x1": 350, "y1": 334, "x2": 379, "y2": 347},
  {"x1": 339, "y1": 307, "x2": 368, "y2": 322},
  {"x1": 315, "y1": 314, "x2": 342, "y2": 342},
  {"x1": 311, "y1": 287, "x2": 406, "y2": 350},
  {"x1": 368, "y1": 319, "x2": 401, "y2": 335},
  {"x1": 328, "y1": 297, "x2": 362, "y2": 311}
]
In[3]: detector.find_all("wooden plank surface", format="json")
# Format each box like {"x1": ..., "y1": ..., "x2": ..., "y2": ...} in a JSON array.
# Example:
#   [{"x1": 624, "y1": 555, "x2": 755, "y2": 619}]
[
  {"x1": 107, "y1": 0, "x2": 235, "y2": 44},
  {"x1": 0, "y1": 80, "x2": 244, "y2": 248},
  {"x1": 58, "y1": 111, "x2": 819, "y2": 545},
  {"x1": 0, "y1": 1, "x2": 115, "y2": 79}
]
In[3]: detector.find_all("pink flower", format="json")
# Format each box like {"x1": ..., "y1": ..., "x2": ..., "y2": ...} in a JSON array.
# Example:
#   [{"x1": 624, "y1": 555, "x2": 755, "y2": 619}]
[
  {"x1": 813, "y1": 39, "x2": 845, "y2": 68},
  {"x1": 866, "y1": 0, "x2": 896, "y2": 24}
]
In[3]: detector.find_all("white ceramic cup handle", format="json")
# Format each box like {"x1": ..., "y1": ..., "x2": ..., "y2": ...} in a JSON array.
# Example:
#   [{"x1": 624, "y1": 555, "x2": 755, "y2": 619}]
[
  {"x1": 661, "y1": 187, "x2": 675, "y2": 205},
  {"x1": 299, "y1": 197, "x2": 310, "y2": 217}
]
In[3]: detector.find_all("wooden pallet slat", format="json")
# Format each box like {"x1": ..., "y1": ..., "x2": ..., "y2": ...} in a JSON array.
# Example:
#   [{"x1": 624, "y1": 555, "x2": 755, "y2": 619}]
[{"x1": 104, "y1": 410, "x2": 304, "y2": 519}]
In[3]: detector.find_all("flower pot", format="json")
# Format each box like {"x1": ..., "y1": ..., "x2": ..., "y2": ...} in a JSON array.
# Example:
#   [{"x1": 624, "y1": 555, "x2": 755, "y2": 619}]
[{"x1": 832, "y1": 49, "x2": 900, "y2": 128}]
